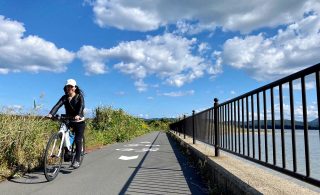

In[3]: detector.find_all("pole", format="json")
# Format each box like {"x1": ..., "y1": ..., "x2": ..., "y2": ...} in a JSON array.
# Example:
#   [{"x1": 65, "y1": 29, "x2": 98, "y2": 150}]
[
  {"x1": 214, "y1": 98, "x2": 220, "y2": 156},
  {"x1": 192, "y1": 110, "x2": 196, "y2": 144}
]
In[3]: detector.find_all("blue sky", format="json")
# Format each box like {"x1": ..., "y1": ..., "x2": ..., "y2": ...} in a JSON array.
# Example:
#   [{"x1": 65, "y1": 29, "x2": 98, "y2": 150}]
[{"x1": 0, "y1": 0, "x2": 320, "y2": 119}]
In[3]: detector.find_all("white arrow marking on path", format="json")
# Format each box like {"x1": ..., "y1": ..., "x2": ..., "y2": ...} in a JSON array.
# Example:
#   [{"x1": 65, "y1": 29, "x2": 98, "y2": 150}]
[{"x1": 119, "y1": 155, "x2": 139, "y2": 160}]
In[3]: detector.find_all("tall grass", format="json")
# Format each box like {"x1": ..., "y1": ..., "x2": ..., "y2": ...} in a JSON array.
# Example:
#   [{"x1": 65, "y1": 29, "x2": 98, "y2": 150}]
[
  {"x1": 0, "y1": 113, "x2": 56, "y2": 180},
  {"x1": 0, "y1": 106, "x2": 159, "y2": 181}
]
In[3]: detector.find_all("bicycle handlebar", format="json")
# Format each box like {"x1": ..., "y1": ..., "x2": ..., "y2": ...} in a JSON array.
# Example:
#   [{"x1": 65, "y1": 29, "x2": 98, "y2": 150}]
[{"x1": 46, "y1": 114, "x2": 74, "y2": 122}]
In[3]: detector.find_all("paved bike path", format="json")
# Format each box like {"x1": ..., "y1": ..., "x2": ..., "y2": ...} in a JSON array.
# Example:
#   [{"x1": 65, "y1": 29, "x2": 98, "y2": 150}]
[{"x1": 0, "y1": 131, "x2": 208, "y2": 195}]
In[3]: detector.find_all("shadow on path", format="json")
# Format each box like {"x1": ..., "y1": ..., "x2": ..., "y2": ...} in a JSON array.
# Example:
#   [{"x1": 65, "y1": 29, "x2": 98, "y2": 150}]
[
  {"x1": 9, "y1": 171, "x2": 47, "y2": 184},
  {"x1": 119, "y1": 131, "x2": 208, "y2": 195},
  {"x1": 8, "y1": 163, "x2": 73, "y2": 184}
]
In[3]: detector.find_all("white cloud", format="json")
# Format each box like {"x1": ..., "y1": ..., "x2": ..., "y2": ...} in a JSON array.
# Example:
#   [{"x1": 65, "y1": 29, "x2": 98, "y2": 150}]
[
  {"x1": 198, "y1": 42, "x2": 210, "y2": 54},
  {"x1": 161, "y1": 90, "x2": 195, "y2": 97},
  {"x1": 230, "y1": 90, "x2": 236, "y2": 95},
  {"x1": 207, "y1": 51, "x2": 223, "y2": 79},
  {"x1": 77, "y1": 33, "x2": 220, "y2": 91},
  {"x1": 294, "y1": 104, "x2": 318, "y2": 121},
  {"x1": 93, "y1": 0, "x2": 161, "y2": 31},
  {"x1": 9, "y1": 105, "x2": 23, "y2": 110},
  {"x1": 1, "y1": 105, "x2": 24, "y2": 114},
  {"x1": 90, "y1": 0, "x2": 320, "y2": 33},
  {"x1": 138, "y1": 113, "x2": 149, "y2": 119},
  {"x1": 174, "y1": 20, "x2": 216, "y2": 35},
  {"x1": 241, "y1": 102, "x2": 318, "y2": 122},
  {"x1": 270, "y1": 103, "x2": 318, "y2": 121},
  {"x1": 283, "y1": 81, "x2": 316, "y2": 90},
  {"x1": 76, "y1": 45, "x2": 108, "y2": 75},
  {"x1": 83, "y1": 108, "x2": 93, "y2": 115},
  {"x1": 0, "y1": 16, "x2": 75, "y2": 74},
  {"x1": 221, "y1": 13, "x2": 320, "y2": 81},
  {"x1": 134, "y1": 79, "x2": 148, "y2": 92},
  {"x1": 86, "y1": 1, "x2": 320, "y2": 88}
]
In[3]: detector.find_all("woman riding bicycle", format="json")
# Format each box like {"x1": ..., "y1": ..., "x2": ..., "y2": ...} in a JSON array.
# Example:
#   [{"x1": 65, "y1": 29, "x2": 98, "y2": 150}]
[{"x1": 47, "y1": 79, "x2": 85, "y2": 169}]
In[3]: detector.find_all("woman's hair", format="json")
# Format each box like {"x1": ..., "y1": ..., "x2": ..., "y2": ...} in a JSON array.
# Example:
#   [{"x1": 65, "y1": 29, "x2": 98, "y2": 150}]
[{"x1": 63, "y1": 85, "x2": 84, "y2": 96}]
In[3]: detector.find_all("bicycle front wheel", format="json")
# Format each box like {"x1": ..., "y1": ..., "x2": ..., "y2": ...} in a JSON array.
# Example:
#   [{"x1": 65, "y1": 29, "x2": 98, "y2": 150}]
[{"x1": 43, "y1": 132, "x2": 64, "y2": 181}]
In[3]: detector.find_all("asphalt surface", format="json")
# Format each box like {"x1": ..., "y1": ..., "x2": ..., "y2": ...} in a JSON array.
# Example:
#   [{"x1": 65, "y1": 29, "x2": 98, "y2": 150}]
[{"x1": 0, "y1": 131, "x2": 208, "y2": 195}]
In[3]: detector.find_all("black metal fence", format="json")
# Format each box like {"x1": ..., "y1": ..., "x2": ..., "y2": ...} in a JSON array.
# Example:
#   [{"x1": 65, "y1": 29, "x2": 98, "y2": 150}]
[{"x1": 170, "y1": 63, "x2": 320, "y2": 187}]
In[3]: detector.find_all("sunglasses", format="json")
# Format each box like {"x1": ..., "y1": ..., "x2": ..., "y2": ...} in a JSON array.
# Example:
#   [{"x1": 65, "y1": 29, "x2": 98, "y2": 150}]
[{"x1": 66, "y1": 85, "x2": 75, "y2": 88}]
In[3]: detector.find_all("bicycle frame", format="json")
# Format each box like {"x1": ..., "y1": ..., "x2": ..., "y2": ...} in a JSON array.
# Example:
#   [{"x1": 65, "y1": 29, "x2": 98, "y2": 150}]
[
  {"x1": 50, "y1": 122, "x2": 70, "y2": 158},
  {"x1": 44, "y1": 115, "x2": 84, "y2": 181}
]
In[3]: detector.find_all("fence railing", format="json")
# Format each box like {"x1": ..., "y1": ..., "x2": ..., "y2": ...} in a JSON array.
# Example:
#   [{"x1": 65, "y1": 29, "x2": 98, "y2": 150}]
[{"x1": 170, "y1": 62, "x2": 320, "y2": 187}]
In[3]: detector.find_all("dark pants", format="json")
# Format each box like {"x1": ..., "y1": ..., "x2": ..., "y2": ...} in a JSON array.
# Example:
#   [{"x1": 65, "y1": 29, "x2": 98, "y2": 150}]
[{"x1": 70, "y1": 121, "x2": 85, "y2": 162}]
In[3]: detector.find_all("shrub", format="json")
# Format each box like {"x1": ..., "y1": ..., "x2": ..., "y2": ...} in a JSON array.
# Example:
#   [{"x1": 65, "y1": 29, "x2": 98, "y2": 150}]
[
  {"x1": 91, "y1": 106, "x2": 152, "y2": 143},
  {"x1": 0, "y1": 113, "x2": 56, "y2": 180}
]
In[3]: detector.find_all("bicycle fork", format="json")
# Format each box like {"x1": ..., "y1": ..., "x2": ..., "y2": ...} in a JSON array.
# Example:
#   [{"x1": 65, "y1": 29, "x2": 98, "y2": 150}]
[{"x1": 50, "y1": 124, "x2": 67, "y2": 158}]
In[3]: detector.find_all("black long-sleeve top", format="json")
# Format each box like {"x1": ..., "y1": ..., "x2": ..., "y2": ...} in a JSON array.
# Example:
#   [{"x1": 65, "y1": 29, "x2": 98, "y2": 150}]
[{"x1": 49, "y1": 94, "x2": 85, "y2": 118}]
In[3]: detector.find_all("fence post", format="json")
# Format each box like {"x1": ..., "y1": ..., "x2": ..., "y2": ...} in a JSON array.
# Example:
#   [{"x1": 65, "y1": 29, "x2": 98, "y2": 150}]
[
  {"x1": 214, "y1": 98, "x2": 220, "y2": 156},
  {"x1": 192, "y1": 110, "x2": 196, "y2": 144},
  {"x1": 179, "y1": 121, "x2": 181, "y2": 136},
  {"x1": 183, "y1": 115, "x2": 186, "y2": 139},
  {"x1": 177, "y1": 117, "x2": 180, "y2": 134}
]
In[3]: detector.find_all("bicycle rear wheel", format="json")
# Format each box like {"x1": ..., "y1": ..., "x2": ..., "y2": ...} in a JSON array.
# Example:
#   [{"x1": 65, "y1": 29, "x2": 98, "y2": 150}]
[
  {"x1": 44, "y1": 132, "x2": 64, "y2": 181},
  {"x1": 71, "y1": 136, "x2": 85, "y2": 167}
]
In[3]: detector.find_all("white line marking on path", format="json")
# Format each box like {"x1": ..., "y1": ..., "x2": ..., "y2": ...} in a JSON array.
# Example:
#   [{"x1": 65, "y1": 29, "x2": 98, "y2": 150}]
[
  {"x1": 135, "y1": 148, "x2": 160, "y2": 152},
  {"x1": 145, "y1": 144, "x2": 160, "y2": 147},
  {"x1": 124, "y1": 144, "x2": 140, "y2": 147},
  {"x1": 140, "y1": 141, "x2": 151, "y2": 144},
  {"x1": 118, "y1": 155, "x2": 139, "y2": 160},
  {"x1": 116, "y1": 148, "x2": 135, "y2": 151}
]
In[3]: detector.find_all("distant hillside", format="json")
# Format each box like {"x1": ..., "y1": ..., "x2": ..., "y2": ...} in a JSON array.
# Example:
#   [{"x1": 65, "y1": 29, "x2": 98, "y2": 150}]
[
  {"x1": 256, "y1": 119, "x2": 317, "y2": 130},
  {"x1": 185, "y1": 118, "x2": 320, "y2": 130},
  {"x1": 227, "y1": 119, "x2": 319, "y2": 130},
  {"x1": 308, "y1": 118, "x2": 319, "y2": 128},
  {"x1": 170, "y1": 117, "x2": 320, "y2": 130}
]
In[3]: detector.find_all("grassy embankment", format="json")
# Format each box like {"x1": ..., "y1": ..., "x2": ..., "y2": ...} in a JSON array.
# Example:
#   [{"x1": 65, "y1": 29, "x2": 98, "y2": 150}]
[{"x1": 0, "y1": 106, "x2": 171, "y2": 181}]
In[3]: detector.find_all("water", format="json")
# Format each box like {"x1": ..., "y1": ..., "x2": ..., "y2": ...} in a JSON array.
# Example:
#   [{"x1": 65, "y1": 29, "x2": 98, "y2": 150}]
[{"x1": 223, "y1": 129, "x2": 320, "y2": 180}]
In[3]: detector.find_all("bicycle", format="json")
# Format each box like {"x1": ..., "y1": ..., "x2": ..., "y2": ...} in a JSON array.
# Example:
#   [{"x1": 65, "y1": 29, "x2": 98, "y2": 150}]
[{"x1": 43, "y1": 114, "x2": 85, "y2": 181}]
